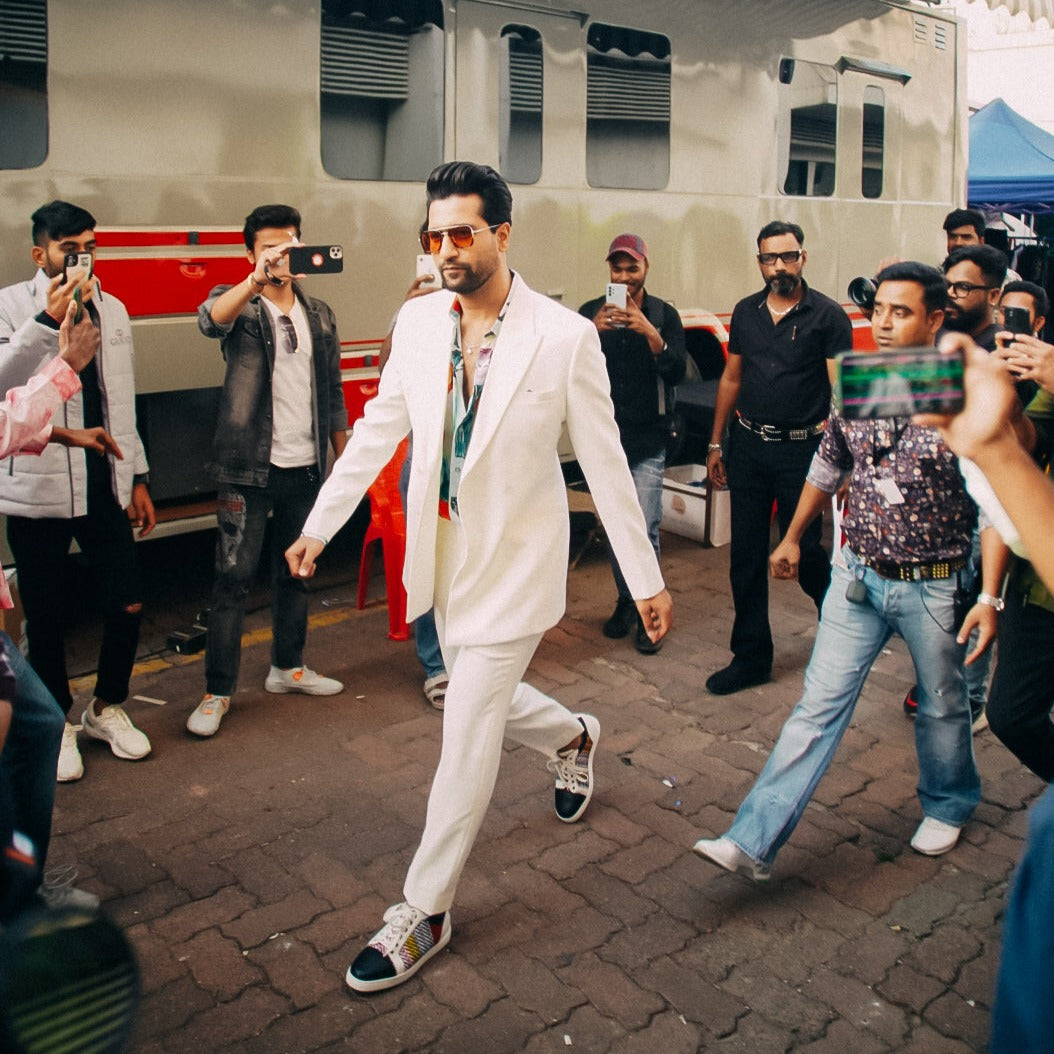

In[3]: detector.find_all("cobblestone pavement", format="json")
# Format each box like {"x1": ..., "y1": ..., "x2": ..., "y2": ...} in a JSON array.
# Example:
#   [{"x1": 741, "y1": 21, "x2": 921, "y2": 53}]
[{"x1": 48, "y1": 528, "x2": 1041, "y2": 1053}]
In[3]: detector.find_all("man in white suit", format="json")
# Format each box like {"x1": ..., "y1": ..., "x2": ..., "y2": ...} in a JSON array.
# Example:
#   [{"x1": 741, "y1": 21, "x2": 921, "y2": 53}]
[{"x1": 287, "y1": 162, "x2": 672, "y2": 992}]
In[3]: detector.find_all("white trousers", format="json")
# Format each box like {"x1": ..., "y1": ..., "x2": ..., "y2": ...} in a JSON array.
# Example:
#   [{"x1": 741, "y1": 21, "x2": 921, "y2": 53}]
[{"x1": 402, "y1": 521, "x2": 583, "y2": 915}]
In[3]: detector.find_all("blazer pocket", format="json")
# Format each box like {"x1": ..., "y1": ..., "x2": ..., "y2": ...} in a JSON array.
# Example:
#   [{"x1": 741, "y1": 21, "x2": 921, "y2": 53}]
[{"x1": 522, "y1": 388, "x2": 558, "y2": 403}]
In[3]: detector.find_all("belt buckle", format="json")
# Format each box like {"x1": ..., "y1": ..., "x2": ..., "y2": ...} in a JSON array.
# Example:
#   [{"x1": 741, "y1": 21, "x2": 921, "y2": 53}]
[{"x1": 760, "y1": 423, "x2": 781, "y2": 439}]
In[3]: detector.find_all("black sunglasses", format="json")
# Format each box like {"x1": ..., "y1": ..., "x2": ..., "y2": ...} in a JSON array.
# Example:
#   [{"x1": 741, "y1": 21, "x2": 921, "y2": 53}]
[{"x1": 278, "y1": 314, "x2": 298, "y2": 353}]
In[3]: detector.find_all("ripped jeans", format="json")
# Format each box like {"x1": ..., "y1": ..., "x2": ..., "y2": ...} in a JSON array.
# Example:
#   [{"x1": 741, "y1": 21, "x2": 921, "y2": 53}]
[
  {"x1": 726, "y1": 547, "x2": 980, "y2": 868},
  {"x1": 205, "y1": 465, "x2": 320, "y2": 696}
]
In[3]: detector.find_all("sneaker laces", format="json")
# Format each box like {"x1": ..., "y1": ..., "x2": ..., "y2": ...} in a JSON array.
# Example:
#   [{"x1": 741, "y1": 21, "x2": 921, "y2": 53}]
[
  {"x1": 370, "y1": 903, "x2": 428, "y2": 955},
  {"x1": 92, "y1": 705, "x2": 134, "y2": 730},
  {"x1": 42, "y1": 863, "x2": 79, "y2": 893},
  {"x1": 547, "y1": 741, "x2": 587, "y2": 793},
  {"x1": 62, "y1": 722, "x2": 83, "y2": 740}
]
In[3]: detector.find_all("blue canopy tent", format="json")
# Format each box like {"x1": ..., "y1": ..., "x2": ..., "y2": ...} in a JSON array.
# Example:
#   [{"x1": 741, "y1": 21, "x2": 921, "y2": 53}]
[{"x1": 969, "y1": 97, "x2": 1054, "y2": 213}]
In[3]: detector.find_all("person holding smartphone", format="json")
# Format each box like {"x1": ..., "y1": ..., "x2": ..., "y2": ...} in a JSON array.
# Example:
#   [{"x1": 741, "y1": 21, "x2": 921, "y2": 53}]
[
  {"x1": 0, "y1": 201, "x2": 155, "y2": 784},
  {"x1": 694, "y1": 262, "x2": 1003, "y2": 878},
  {"x1": 185, "y1": 204, "x2": 348, "y2": 739},
  {"x1": 578, "y1": 234, "x2": 686, "y2": 654}
]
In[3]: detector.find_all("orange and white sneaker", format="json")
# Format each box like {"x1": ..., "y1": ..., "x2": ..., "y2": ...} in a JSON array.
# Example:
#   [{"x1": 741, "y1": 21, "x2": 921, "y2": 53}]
[
  {"x1": 264, "y1": 665, "x2": 343, "y2": 696},
  {"x1": 186, "y1": 694, "x2": 230, "y2": 737}
]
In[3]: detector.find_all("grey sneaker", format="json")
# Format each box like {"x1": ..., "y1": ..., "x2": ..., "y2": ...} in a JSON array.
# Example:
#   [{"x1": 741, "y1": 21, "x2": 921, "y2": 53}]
[
  {"x1": 40, "y1": 864, "x2": 100, "y2": 910},
  {"x1": 264, "y1": 665, "x2": 343, "y2": 696},
  {"x1": 693, "y1": 836, "x2": 771, "y2": 881}
]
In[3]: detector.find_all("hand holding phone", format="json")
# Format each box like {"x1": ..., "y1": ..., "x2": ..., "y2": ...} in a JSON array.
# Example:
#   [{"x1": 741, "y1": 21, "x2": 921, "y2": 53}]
[
  {"x1": 62, "y1": 252, "x2": 93, "y2": 321},
  {"x1": 415, "y1": 253, "x2": 439, "y2": 287},
  {"x1": 287, "y1": 244, "x2": 343, "y2": 276}
]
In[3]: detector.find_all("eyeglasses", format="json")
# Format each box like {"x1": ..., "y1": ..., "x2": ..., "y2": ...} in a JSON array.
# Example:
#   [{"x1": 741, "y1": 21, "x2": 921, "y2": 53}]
[
  {"x1": 278, "y1": 314, "x2": 298, "y2": 353},
  {"x1": 420, "y1": 223, "x2": 501, "y2": 253},
  {"x1": 757, "y1": 250, "x2": 802, "y2": 265},
  {"x1": 947, "y1": 281, "x2": 996, "y2": 298}
]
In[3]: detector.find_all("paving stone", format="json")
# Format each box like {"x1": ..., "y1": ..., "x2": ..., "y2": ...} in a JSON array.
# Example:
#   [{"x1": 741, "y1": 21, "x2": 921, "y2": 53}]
[
  {"x1": 909, "y1": 924, "x2": 983, "y2": 985},
  {"x1": 477, "y1": 948, "x2": 587, "y2": 1022},
  {"x1": 167, "y1": 984, "x2": 288, "y2": 1050},
  {"x1": 608, "y1": 1008, "x2": 702, "y2": 1054},
  {"x1": 557, "y1": 952, "x2": 665, "y2": 1031},
  {"x1": 637, "y1": 954, "x2": 745, "y2": 1032},
  {"x1": 596, "y1": 835, "x2": 684, "y2": 885},
  {"x1": 596, "y1": 911, "x2": 696, "y2": 969},
  {"x1": 923, "y1": 989, "x2": 992, "y2": 1051},
  {"x1": 176, "y1": 927, "x2": 263, "y2": 1000},
  {"x1": 877, "y1": 961, "x2": 947, "y2": 1014},
  {"x1": 151, "y1": 886, "x2": 258, "y2": 944},
  {"x1": 423, "y1": 950, "x2": 504, "y2": 1017},
  {"x1": 718, "y1": 961, "x2": 832, "y2": 1039},
  {"x1": 803, "y1": 965, "x2": 909, "y2": 1048},
  {"x1": 106, "y1": 878, "x2": 191, "y2": 929},
  {"x1": 563, "y1": 865, "x2": 656, "y2": 927},
  {"x1": 792, "y1": 1017, "x2": 892, "y2": 1054},
  {"x1": 432, "y1": 997, "x2": 545, "y2": 1054},
  {"x1": 248, "y1": 935, "x2": 335, "y2": 1009},
  {"x1": 220, "y1": 889, "x2": 331, "y2": 948}
]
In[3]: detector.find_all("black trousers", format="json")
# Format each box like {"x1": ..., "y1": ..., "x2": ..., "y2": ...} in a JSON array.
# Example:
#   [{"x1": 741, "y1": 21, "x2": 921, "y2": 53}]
[
  {"x1": 7, "y1": 482, "x2": 142, "y2": 716},
  {"x1": 986, "y1": 584, "x2": 1054, "y2": 782},
  {"x1": 725, "y1": 423, "x2": 830, "y2": 671}
]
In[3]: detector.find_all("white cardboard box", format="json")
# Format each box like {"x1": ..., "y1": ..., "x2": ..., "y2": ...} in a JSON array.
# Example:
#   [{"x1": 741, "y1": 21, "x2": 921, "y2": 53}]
[{"x1": 660, "y1": 464, "x2": 731, "y2": 547}]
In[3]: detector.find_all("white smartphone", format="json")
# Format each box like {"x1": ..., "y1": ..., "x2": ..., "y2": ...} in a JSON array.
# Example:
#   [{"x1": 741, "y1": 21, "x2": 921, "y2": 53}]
[
  {"x1": 416, "y1": 253, "x2": 440, "y2": 285},
  {"x1": 605, "y1": 282, "x2": 628, "y2": 309}
]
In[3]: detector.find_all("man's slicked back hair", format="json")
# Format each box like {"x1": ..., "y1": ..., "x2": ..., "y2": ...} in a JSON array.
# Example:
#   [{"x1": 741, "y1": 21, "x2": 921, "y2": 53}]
[
  {"x1": 874, "y1": 261, "x2": 948, "y2": 314},
  {"x1": 424, "y1": 162, "x2": 513, "y2": 228},
  {"x1": 243, "y1": 204, "x2": 302, "y2": 250},
  {"x1": 31, "y1": 201, "x2": 97, "y2": 247},
  {"x1": 757, "y1": 220, "x2": 804, "y2": 247}
]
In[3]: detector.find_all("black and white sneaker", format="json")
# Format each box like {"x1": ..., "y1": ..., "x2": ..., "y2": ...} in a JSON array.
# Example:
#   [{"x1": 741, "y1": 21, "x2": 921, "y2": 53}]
[
  {"x1": 548, "y1": 713, "x2": 600, "y2": 823},
  {"x1": 345, "y1": 902, "x2": 451, "y2": 993}
]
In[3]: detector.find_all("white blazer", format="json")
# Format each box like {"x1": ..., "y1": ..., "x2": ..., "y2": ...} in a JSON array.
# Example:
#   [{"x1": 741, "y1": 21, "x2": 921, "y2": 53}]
[{"x1": 303, "y1": 273, "x2": 664, "y2": 647}]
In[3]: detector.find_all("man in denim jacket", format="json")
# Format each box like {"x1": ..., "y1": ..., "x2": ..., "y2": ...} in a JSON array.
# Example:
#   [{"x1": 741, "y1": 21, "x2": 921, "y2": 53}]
[{"x1": 186, "y1": 205, "x2": 348, "y2": 738}]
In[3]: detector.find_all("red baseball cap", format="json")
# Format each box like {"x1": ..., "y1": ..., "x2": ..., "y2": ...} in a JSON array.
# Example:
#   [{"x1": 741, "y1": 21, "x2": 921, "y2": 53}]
[{"x1": 606, "y1": 233, "x2": 648, "y2": 263}]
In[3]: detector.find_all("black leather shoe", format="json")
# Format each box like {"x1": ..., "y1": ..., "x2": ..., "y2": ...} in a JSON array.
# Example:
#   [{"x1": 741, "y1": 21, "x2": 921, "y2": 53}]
[
  {"x1": 705, "y1": 663, "x2": 770, "y2": 695},
  {"x1": 634, "y1": 617, "x2": 662, "y2": 655},
  {"x1": 603, "y1": 598, "x2": 638, "y2": 639}
]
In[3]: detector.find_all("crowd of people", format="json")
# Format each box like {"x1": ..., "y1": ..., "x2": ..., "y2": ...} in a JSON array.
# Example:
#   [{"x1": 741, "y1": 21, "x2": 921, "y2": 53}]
[{"x1": 0, "y1": 173, "x2": 1052, "y2": 1040}]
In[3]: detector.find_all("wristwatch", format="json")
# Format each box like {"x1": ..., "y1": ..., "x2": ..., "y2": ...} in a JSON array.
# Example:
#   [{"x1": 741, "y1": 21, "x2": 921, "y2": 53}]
[
  {"x1": 707, "y1": 443, "x2": 723, "y2": 454},
  {"x1": 977, "y1": 592, "x2": 1006, "y2": 612}
]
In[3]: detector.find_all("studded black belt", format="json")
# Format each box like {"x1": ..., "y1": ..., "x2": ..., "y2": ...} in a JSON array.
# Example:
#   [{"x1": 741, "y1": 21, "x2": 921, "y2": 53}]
[{"x1": 737, "y1": 415, "x2": 825, "y2": 441}]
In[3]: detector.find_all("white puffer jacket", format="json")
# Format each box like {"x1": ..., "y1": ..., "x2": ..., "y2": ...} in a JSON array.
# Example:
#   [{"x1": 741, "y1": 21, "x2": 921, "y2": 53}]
[{"x1": 0, "y1": 270, "x2": 148, "y2": 518}]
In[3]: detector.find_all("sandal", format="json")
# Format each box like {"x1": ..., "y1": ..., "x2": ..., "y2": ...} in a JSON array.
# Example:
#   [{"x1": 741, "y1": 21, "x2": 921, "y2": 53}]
[{"x1": 423, "y1": 673, "x2": 449, "y2": 711}]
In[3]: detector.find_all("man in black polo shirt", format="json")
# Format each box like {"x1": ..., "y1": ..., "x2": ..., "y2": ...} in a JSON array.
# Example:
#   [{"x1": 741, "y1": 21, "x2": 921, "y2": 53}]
[{"x1": 706, "y1": 221, "x2": 851, "y2": 695}]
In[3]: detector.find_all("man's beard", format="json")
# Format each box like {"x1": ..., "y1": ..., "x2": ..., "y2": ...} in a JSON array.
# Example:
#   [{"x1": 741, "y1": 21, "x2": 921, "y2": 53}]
[
  {"x1": 441, "y1": 261, "x2": 493, "y2": 296},
  {"x1": 768, "y1": 273, "x2": 800, "y2": 297},
  {"x1": 942, "y1": 305, "x2": 988, "y2": 333}
]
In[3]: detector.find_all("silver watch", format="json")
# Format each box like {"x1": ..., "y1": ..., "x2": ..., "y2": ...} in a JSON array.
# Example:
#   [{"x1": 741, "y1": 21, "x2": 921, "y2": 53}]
[{"x1": 977, "y1": 592, "x2": 1006, "y2": 612}]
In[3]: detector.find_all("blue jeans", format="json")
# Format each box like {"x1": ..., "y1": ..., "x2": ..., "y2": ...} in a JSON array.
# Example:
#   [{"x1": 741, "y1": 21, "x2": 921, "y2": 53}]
[
  {"x1": 726, "y1": 549, "x2": 980, "y2": 868},
  {"x1": 205, "y1": 466, "x2": 321, "y2": 696},
  {"x1": 0, "y1": 632, "x2": 64, "y2": 880},
  {"x1": 610, "y1": 450, "x2": 663, "y2": 601}
]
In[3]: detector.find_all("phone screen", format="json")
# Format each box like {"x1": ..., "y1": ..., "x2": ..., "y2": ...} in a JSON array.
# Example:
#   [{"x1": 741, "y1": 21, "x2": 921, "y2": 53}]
[{"x1": 835, "y1": 347, "x2": 965, "y2": 419}]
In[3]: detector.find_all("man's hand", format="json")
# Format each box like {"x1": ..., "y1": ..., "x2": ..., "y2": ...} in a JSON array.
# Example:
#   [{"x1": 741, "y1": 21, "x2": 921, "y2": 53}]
[
  {"x1": 770, "y1": 537, "x2": 801, "y2": 580},
  {"x1": 591, "y1": 303, "x2": 622, "y2": 333},
  {"x1": 958, "y1": 601, "x2": 998, "y2": 664},
  {"x1": 406, "y1": 273, "x2": 438, "y2": 299},
  {"x1": 127, "y1": 482, "x2": 155, "y2": 537},
  {"x1": 635, "y1": 588, "x2": 673, "y2": 644},
  {"x1": 706, "y1": 447, "x2": 727, "y2": 489},
  {"x1": 57, "y1": 299, "x2": 100, "y2": 372},
  {"x1": 994, "y1": 332, "x2": 1054, "y2": 393},
  {"x1": 286, "y1": 535, "x2": 326, "y2": 579},
  {"x1": 50, "y1": 426, "x2": 123, "y2": 458},
  {"x1": 44, "y1": 271, "x2": 93, "y2": 326}
]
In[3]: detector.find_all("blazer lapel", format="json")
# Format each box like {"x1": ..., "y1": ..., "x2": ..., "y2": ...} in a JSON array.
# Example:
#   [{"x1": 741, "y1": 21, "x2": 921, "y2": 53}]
[{"x1": 462, "y1": 278, "x2": 541, "y2": 472}]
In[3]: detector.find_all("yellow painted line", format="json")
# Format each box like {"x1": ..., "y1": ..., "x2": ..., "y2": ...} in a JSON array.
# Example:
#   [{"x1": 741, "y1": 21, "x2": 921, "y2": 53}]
[{"x1": 69, "y1": 602, "x2": 384, "y2": 694}]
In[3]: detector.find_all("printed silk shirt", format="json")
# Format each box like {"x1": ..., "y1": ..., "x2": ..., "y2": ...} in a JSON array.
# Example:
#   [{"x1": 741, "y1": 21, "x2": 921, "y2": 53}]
[
  {"x1": 439, "y1": 284, "x2": 513, "y2": 519},
  {"x1": 806, "y1": 412, "x2": 977, "y2": 564}
]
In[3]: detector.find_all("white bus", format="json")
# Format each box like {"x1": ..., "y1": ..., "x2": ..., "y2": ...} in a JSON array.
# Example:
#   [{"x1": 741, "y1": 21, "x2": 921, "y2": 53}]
[{"x1": 0, "y1": 0, "x2": 966, "y2": 529}]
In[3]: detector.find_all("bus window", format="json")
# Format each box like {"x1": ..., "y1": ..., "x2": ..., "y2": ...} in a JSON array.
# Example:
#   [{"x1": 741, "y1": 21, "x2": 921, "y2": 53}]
[
  {"x1": 320, "y1": 0, "x2": 444, "y2": 182},
  {"x1": 862, "y1": 85, "x2": 884, "y2": 199},
  {"x1": 586, "y1": 23, "x2": 670, "y2": 190},
  {"x1": 778, "y1": 59, "x2": 837, "y2": 197},
  {"x1": 0, "y1": 0, "x2": 47, "y2": 169},
  {"x1": 500, "y1": 25, "x2": 542, "y2": 186}
]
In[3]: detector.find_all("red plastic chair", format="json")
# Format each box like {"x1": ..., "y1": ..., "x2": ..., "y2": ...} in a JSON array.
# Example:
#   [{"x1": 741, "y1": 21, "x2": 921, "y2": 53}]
[{"x1": 357, "y1": 438, "x2": 410, "y2": 641}]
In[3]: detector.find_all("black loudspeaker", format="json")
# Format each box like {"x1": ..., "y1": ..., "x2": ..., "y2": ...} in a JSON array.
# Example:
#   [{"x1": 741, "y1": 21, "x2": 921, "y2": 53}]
[{"x1": 779, "y1": 58, "x2": 795, "y2": 84}]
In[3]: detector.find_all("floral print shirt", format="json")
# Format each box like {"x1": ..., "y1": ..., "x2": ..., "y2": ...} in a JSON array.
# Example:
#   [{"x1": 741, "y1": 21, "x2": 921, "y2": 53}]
[{"x1": 807, "y1": 413, "x2": 977, "y2": 563}]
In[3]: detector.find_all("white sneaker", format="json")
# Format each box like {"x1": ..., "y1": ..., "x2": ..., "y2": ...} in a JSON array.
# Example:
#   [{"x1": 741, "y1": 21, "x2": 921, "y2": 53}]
[
  {"x1": 264, "y1": 665, "x2": 343, "y2": 696},
  {"x1": 910, "y1": 816, "x2": 962, "y2": 856},
  {"x1": 693, "y1": 836, "x2": 771, "y2": 881},
  {"x1": 186, "y1": 694, "x2": 230, "y2": 737},
  {"x1": 81, "y1": 701, "x2": 151, "y2": 760},
  {"x1": 57, "y1": 722, "x2": 84, "y2": 782}
]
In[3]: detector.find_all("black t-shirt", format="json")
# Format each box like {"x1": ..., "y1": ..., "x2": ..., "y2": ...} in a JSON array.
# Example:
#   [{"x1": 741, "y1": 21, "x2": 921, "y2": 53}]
[{"x1": 727, "y1": 280, "x2": 852, "y2": 427}]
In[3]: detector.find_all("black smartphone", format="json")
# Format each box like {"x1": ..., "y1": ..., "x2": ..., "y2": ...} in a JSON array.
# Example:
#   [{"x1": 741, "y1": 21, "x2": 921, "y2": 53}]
[
  {"x1": 834, "y1": 347, "x2": 965, "y2": 419},
  {"x1": 1001, "y1": 305, "x2": 1031, "y2": 336},
  {"x1": 287, "y1": 244, "x2": 343, "y2": 275}
]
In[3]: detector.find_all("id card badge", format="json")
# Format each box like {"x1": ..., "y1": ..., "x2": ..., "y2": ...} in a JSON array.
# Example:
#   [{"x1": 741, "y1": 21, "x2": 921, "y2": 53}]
[{"x1": 875, "y1": 477, "x2": 905, "y2": 505}]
